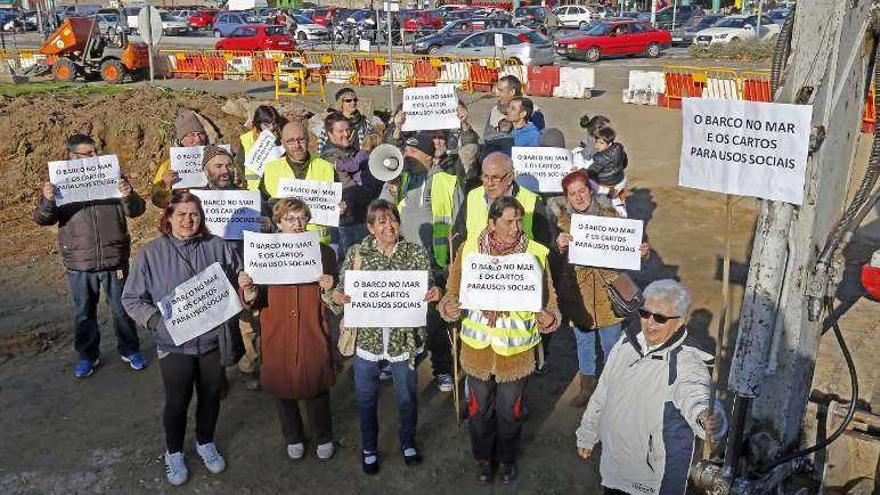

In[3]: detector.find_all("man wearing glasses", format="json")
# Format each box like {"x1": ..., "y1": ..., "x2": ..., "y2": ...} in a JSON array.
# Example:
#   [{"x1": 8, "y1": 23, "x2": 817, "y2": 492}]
[
  {"x1": 575, "y1": 279, "x2": 726, "y2": 495},
  {"x1": 33, "y1": 134, "x2": 147, "y2": 378},
  {"x1": 317, "y1": 88, "x2": 376, "y2": 155}
]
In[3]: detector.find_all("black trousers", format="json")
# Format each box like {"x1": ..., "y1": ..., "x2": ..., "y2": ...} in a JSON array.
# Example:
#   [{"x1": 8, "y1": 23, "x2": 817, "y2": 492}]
[
  {"x1": 466, "y1": 374, "x2": 527, "y2": 464},
  {"x1": 426, "y1": 308, "x2": 453, "y2": 376},
  {"x1": 159, "y1": 350, "x2": 223, "y2": 454},
  {"x1": 276, "y1": 393, "x2": 333, "y2": 445}
]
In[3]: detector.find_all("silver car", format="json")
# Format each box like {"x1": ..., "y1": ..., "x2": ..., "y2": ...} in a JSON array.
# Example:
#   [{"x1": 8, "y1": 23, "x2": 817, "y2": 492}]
[{"x1": 437, "y1": 28, "x2": 555, "y2": 66}]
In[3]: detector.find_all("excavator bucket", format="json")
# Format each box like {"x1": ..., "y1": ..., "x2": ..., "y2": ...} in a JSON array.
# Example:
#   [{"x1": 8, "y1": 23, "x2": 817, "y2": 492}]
[
  {"x1": 38, "y1": 17, "x2": 100, "y2": 56},
  {"x1": 121, "y1": 42, "x2": 150, "y2": 71}
]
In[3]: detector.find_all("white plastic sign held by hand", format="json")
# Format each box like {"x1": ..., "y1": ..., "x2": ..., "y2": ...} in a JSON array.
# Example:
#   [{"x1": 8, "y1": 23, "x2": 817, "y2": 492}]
[
  {"x1": 277, "y1": 178, "x2": 343, "y2": 227},
  {"x1": 48, "y1": 155, "x2": 123, "y2": 206},
  {"x1": 459, "y1": 253, "x2": 543, "y2": 313},
  {"x1": 170, "y1": 144, "x2": 232, "y2": 189},
  {"x1": 192, "y1": 190, "x2": 261, "y2": 240},
  {"x1": 244, "y1": 129, "x2": 285, "y2": 177},
  {"x1": 568, "y1": 214, "x2": 644, "y2": 271},
  {"x1": 344, "y1": 270, "x2": 429, "y2": 327},
  {"x1": 512, "y1": 146, "x2": 574, "y2": 193},
  {"x1": 401, "y1": 85, "x2": 460, "y2": 132},
  {"x1": 159, "y1": 262, "x2": 242, "y2": 346},
  {"x1": 243, "y1": 231, "x2": 324, "y2": 285}
]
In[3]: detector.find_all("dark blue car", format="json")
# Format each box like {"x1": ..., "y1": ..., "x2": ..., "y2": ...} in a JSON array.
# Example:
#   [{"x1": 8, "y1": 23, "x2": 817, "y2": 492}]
[{"x1": 411, "y1": 17, "x2": 512, "y2": 54}]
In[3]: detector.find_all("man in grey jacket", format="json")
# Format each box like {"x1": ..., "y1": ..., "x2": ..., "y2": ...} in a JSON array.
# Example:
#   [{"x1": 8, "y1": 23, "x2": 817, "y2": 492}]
[{"x1": 33, "y1": 134, "x2": 147, "y2": 378}]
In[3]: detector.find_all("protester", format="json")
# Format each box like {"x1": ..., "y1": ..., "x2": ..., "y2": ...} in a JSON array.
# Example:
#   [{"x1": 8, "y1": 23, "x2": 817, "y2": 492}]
[
  {"x1": 33, "y1": 134, "x2": 147, "y2": 378},
  {"x1": 233, "y1": 105, "x2": 285, "y2": 191},
  {"x1": 484, "y1": 75, "x2": 545, "y2": 141},
  {"x1": 327, "y1": 200, "x2": 442, "y2": 475},
  {"x1": 452, "y1": 152, "x2": 551, "y2": 250},
  {"x1": 576, "y1": 279, "x2": 725, "y2": 495},
  {"x1": 122, "y1": 192, "x2": 245, "y2": 486},
  {"x1": 458, "y1": 143, "x2": 482, "y2": 193},
  {"x1": 586, "y1": 127, "x2": 628, "y2": 217},
  {"x1": 545, "y1": 7, "x2": 560, "y2": 37},
  {"x1": 384, "y1": 105, "x2": 413, "y2": 149},
  {"x1": 447, "y1": 101, "x2": 480, "y2": 152},
  {"x1": 151, "y1": 109, "x2": 211, "y2": 208},
  {"x1": 238, "y1": 198, "x2": 338, "y2": 461},
  {"x1": 382, "y1": 132, "x2": 463, "y2": 392},
  {"x1": 439, "y1": 196, "x2": 560, "y2": 484},
  {"x1": 318, "y1": 88, "x2": 376, "y2": 155},
  {"x1": 260, "y1": 122, "x2": 337, "y2": 244},
  {"x1": 508, "y1": 97, "x2": 541, "y2": 147}
]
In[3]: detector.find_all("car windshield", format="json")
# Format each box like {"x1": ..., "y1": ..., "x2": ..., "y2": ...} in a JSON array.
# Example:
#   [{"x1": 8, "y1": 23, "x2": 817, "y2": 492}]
[
  {"x1": 582, "y1": 23, "x2": 613, "y2": 36},
  {"x1": 714, "y1": 17, "x2": 746, "y2": 28},
  {"x1": 697, "y1": 16, "x2": 722, "y2": 28},
  {"x1": 100, "y1": 13, "x2": 119, "y2": 22},
  {"x1": 514, "y1": 7, "x2": 541, "y2": 16},
  {"x1": 266, "y1": 25, "x2": 285, "y2": 35},
  {"x1": 242, "y1": 15, "x2": 259, "y2": 23},
  {"x1": 159, "y1": 12, "x2": 176, "y2": 21}
]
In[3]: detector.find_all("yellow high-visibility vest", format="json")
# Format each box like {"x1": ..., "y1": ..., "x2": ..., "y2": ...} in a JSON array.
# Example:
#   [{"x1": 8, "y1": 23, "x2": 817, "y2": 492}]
[
  {"x1": 396, "y1": 170, "x2": 459, "y2": 268},
  {"x1": 240, "y1": 130, "x2": 262, "y2": 192},
  {"x1": 465, "y1": 186, "x2": 537, "y2": 240},
  {"x1": 262, "y1": 154, "x2": 336, "y2": 244}
]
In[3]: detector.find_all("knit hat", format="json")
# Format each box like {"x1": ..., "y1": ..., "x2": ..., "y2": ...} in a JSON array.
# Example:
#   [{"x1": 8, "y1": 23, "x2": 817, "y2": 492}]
[
  {"x1": 201, "y1": 145, "x2": 233, "y2": 168},
  {"x1": 405, "y1": 132, "x2": 435, "y2": 158},
  {"x1": 539, "y1": 128, "x2": 566, "y2": 148},
  {"x1": 175, "y1": 110, "x2": 206, "y2": 143}
]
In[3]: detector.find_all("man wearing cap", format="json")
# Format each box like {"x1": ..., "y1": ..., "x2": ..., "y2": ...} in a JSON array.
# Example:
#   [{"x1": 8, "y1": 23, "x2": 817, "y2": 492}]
[
  {"x1": 150, "y1": 109, "x2": 211, "y2": 208},
  {"x1": 317, "y1": 88, "x2": 376, "y2": 155},
  {"x1": 382, "y1": 131, "x2": 463, "y2": 392}
]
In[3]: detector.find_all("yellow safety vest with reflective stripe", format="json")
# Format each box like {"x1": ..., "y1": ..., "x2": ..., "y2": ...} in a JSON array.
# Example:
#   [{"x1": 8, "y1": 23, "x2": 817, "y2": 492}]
[
  {"x1": 396, "y1": 170, "x2": 459, "y2": 268},
  {"x1": 459, "y1": 236, "x2": 548, "y2": 356},
  {"x1": 465, "y1": 186, "x2": 537, "y2": 240},
  {"x1": 239, "y1": 130, "x2": 262, "y2": 192},
  {"x1": 262, "y1": 154, "x2": 336, "y2": 244}
]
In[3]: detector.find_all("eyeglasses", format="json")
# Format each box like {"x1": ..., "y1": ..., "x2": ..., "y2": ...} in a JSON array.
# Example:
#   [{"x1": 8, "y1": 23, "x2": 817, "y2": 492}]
[
  {"x1": 342, "y1": 98, "x2": 359, "y2": 103},
  {"x1": 638, "y1": 308, "x2": 682, "y2": 324},
  {"x1": 284, "y1": 137, "x2": 308, "y2": 145},
  {"x1": 481, "y1": 171, "x2": 511, "y2": 183},
  {"x1": 281, "y1": 215, "x2": 309, "y2": 224}
]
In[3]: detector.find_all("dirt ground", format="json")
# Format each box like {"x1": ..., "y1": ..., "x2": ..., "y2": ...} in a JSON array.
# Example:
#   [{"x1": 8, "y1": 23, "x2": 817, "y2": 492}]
[{"x1": 0, "y1": 62, "x2": 877, "y2": 494}]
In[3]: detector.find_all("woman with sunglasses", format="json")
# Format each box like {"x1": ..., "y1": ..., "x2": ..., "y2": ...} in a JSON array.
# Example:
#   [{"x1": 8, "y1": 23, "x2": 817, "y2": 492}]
[
  {"x1": 233, "y1": 105, "x2": 285, "y2": 191},
  {"x1": 575, "y1": 279, "x2": 725, "y2": 495},
  {"x1": 317, "y1": 87, "x2": 376, "y2": 155}
]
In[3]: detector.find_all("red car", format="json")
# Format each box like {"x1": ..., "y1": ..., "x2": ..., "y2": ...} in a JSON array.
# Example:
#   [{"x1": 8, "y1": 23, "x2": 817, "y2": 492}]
[
  {"x1": 555, "y1": 20, "x2": 671, "y2": 62},
  {"x1": 312, "y1": 7, "x2": 341, "y2": 26},
  {"x1": 214, "y1": 24, "x2": 297, "y2": 51},
  {"x1": 403, "y1": 10, "x2": 443, "y2": 32},
  {"x1": 188, "y1": 9, "x2": 218, "y2": 30}
]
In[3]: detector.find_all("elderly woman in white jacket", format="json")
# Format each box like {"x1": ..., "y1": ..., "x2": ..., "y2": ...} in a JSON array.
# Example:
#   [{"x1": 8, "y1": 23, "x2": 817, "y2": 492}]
[{"x1": 575, "y1": 279, "x2": 726, "y2": 495}]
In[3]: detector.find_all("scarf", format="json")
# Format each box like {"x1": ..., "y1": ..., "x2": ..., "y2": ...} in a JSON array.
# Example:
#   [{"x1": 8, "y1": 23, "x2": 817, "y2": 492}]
[{"x1": 478, "y1": 227, "x2": 529, "y2": 325}]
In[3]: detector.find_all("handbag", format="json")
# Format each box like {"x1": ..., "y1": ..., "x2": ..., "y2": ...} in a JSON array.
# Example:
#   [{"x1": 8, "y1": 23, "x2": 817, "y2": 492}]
[
  {"x1": 337, "y1": 245, "x2": 363, "y2": 357},
  {"x1": 601, "y1": 271, "x2": 644, "y2": 318}
]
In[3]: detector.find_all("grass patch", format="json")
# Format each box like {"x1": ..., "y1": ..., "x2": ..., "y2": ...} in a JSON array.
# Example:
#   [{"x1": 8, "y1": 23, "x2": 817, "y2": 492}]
[
  {"x1": 689, "y1": 36, "x2": 777, "y2": 61},
  {"x1": 0, "y1": 81, "x2": 134, "y2": 97}
]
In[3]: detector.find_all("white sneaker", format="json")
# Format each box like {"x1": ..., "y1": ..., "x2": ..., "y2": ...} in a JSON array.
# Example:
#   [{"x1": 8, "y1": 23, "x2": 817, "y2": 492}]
[
  {"x1": 316, "y1": 441, "x2": 335, "y2": 460},
  {"x1": 195, "y1": 442, "x2": 227, "y2": 474},
  {"x1": 164, "y1": 451, "x2": 188, "y2": 486},
  {"x1": 287, "y1": 443, "x2": 305, "y2": 460}
]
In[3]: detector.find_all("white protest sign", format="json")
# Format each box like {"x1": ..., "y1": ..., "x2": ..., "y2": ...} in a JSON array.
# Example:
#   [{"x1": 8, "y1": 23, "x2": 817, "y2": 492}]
[
  {"x1": 48, "y1": 155, "x2": 122, "y2": 206},
  {"x1": 568, "y1": 214, "x2": 644, "y2": 270},
  {"x1": 277, "y1": 178, "x2": 343, "y2": 227},
  {"x1": 243, "y1": 230, "x2": 323, "y2": 285},
  {"x1": 512, "y1": 146, "x2": 573, "y2": 193},
  {"x1": 192, "y1": 189, "x2": 261, "y2": 240},
  {"x1": 344, "y1": 270, "x2": 429, "y2": 328},
  {"x1": 170, "y1": 144, "x2": 232, "y2": 190},
  {"x1": 244, "y1": 129, "x2": 285, "y2": 177},
  {"x1": 401, "y1": 85, "x2": 460, "y2": 132},
  {"x1": 158, "y1": 262, "x2": 242, "y2": 346},
  {"x1": 679, "y1": 98, "x2": 812, "y2": 205},
  {"x1": 459, "y1": 253, "x2": 543, "y2": 313}
]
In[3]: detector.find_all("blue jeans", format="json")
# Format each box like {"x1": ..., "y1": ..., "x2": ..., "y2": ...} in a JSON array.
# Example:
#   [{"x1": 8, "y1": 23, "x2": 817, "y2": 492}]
[
  {"x1": 573, "y1": 322, "x2": 622, "y2": 376},
  {"x1": 352, "y1": 356, "x2": 417, "y2": 453},
  {"x1": 66, "y1": 269, "x2": 140, "y2": 361}
]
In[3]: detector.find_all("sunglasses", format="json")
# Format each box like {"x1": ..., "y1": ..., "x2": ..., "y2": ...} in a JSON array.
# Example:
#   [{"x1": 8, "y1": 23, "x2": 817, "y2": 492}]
[
  {"x1": 638, "y1": 308, "x2": 681, "y2": 324},
  {"x1": 342, "y1": 98, "x2": 359, "y2": 103}
]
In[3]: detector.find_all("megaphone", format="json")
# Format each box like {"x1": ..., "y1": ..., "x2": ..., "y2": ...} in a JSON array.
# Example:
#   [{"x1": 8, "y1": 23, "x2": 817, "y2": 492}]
[{"x1": 368, "y1": 143, "x2": 404, "y2": 182}]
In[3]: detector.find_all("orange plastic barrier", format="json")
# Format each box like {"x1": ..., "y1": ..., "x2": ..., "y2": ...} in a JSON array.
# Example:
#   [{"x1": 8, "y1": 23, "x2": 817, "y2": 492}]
[
  {"x1": 355, "y1": 58, "x2": 385, "y2": 86},
  {"x1": 662, "y1": 72, "x2": 703, "y2": 109},
  {"x1": 470, "y1": 63, "x2": 498, "y2": 92},
  {"x1": 864, "y1": 83, "x2": 876, "y2": 133},
  {"x1": 410, "y1": 59, "x2": 441, "y2": 87},
  {"x1": 527, "y1": 66, "x2": 560, "y2": 97},
  {"x1": 741, "y1": 71, "x2": 771, "y2": 102}
]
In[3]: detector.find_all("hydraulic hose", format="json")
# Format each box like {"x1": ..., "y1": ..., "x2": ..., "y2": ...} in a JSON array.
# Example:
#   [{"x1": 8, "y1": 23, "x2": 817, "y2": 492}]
[{"x1": 770, "y1": 2, "x2": 796, "y2": 94}]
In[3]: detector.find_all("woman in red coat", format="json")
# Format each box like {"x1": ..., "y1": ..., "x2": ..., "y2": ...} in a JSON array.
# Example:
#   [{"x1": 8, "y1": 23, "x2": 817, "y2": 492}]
[{"x1": 238, "y1": 198, "x2": 338, "y2": 461}]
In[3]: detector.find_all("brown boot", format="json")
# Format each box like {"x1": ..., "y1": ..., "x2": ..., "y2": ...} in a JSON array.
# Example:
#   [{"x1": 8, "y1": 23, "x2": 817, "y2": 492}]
[{"x1": 569, "y1": 375, "x2": 598, "y2": 408}]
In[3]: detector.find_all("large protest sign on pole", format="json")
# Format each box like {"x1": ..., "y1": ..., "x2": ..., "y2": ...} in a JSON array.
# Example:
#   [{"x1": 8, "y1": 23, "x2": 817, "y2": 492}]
[
  {"x1": 568, "y1": 214, "x2": 644, "y2": 270},
  {"x1": 192, "y1": 190, "x2": 261, "y2": 240},
  {"x1": 243, "y1": 231, "x2": 323, "y2": 285},
  {"x1": 170, "y1": 144, "x2": 232, "y2": 190},
  {"x1": 48, "y1": 155, "x2": 123, "y2": 206},
  {"x1": 679, "y1": 98, "x2": 812, "y2": 205},
  {"x1": 512, "y1": 146, "x2": 573, "y2": 193},
  {"x1": 244, "y1": 129, "x2": 285, "y2": 177},
  {"x1": 459, "y1": 253, "x2": 543, "y2": 313},
  {"x1": 401, "y1": 85, "x2": 460, "y2": 132},
  {"x1": 158, "y1": 262, "x2": 242, "y2": 346},
  {"x1": 344, "y1": 270, "x2": 429, "y2": 328},
  {"x1": 277, "y1": 178, "x2": 343, "y2": 227}
]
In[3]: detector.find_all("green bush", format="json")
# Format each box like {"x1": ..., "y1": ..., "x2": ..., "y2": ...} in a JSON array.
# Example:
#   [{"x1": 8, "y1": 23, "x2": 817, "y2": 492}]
[{"x1": 688, "y1": 35, "x2": 778, "y2": 61}]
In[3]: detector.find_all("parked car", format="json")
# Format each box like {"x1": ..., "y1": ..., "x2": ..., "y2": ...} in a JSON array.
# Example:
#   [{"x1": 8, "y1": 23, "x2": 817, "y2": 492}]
[
  {"x1": 766, "y1": 8, "x2": 789, "y2": 24},
  {"x1": 291, "y1": 14, "x2": 328, "y2": 40},
  {"x1": 654, "y1": 4, "x2": 703, "y2": 30},
  {"x1": 442, "y1": 8, "x2": 481, "y2": 24},
  {"x1": 215, "y1": 24, "x2": 296, "y2": 51},
  {"x1": 344, "y1": 8, "x2": 374, "y2": 26},
  {"x1": 312, "y1": 6, "x2": 346, "y2": 26},
  {"x1": 512, "y1": 6, "x2": 546, "y2": 26},
  {"x1": 438, "y1": 28, "x2": 555, "y2": 66},
  {"x1": 124, "y1": 5, "x2": 142, "y2": 33},
  {"x1": 412, "y1": 17, "x2": 513, "y2": 54},
  {"x1": 213, "y1": 11, "x2": 261, "y2": 37},
  {"x1": 188, "y1": 9, "x2": 218, "y2": 30},
  {"x1": 553, "y1": 5, "x2": 594, "y2": 29},
  {"x1": 96, "y1": 9, "x2": 127, "y2": 39},
  {"x1": 436, "y1": 4, "x2": 471, "y2": 13},
  {"x1": 693, "y1": 14, "x2": 778, "y2": 46},
  {"x1": 403, "y1": 9, "x2": 443, "y2": 32},
  {"x1": 159, "y1": 10, "x2": 190, "y2": 35},
  {"x1": 555, "y1": 20, "x2": 671, "y2": 62},
  {"x1": 671, "y1": 14, "x2": 722, "y2": 45},
  {"x1": 591, "y1": 5, "x2": 616, "y2": 18}
]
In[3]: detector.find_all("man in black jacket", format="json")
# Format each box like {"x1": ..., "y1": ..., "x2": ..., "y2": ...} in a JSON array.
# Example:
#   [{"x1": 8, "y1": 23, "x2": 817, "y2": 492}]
[{"x1": 33, "y1": 134, "x2": 147, "y2": 378}]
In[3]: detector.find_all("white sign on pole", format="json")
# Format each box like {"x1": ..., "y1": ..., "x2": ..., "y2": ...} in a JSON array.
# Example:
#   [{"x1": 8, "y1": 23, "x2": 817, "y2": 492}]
[
  {"x1": 277, "y1": 178, "x2": 343, "y2": 227},
  {"x1": 170, "y1": 144, "x2": 232, "y2": 190},
  {"x1": 459, "y1": 253, "x2": 543, "y2": 313},
  {"x1": 568, "y1": 214, "x2": 644, "y2": 270},
  {"x1": 512, "y1": 146, "x2": 573, "y2": 193},
  {"x1": 401, "y1": 85, "x2": 460, "y2": 132},
  {"x1": 679, "y1": 98, "x2": 812, "y2": 205},
  {"x1": 243, "y1": 230, "x2": 323, "y2": 285},
  {"x1": 48, "y1": 155, "x2": 123, "y2": 206},
  {"x1": 192, "y1": 189, "x2": 261, "y2": 240},
  {"x1": 244, "y1": 129, "x2": 285, "y2": 177},
  {"x1": 159, "y1": 262, "x2": 242, "y2": 346},
  {"x1": 227, "y1": 0, "x2": 256, "y2": 11},
  {"x1": 344, "y1": 270, "x2": 429, "y2": 328},
  {"x1": 359, "y1": 38, "x2": 371, "y2": 51}
]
